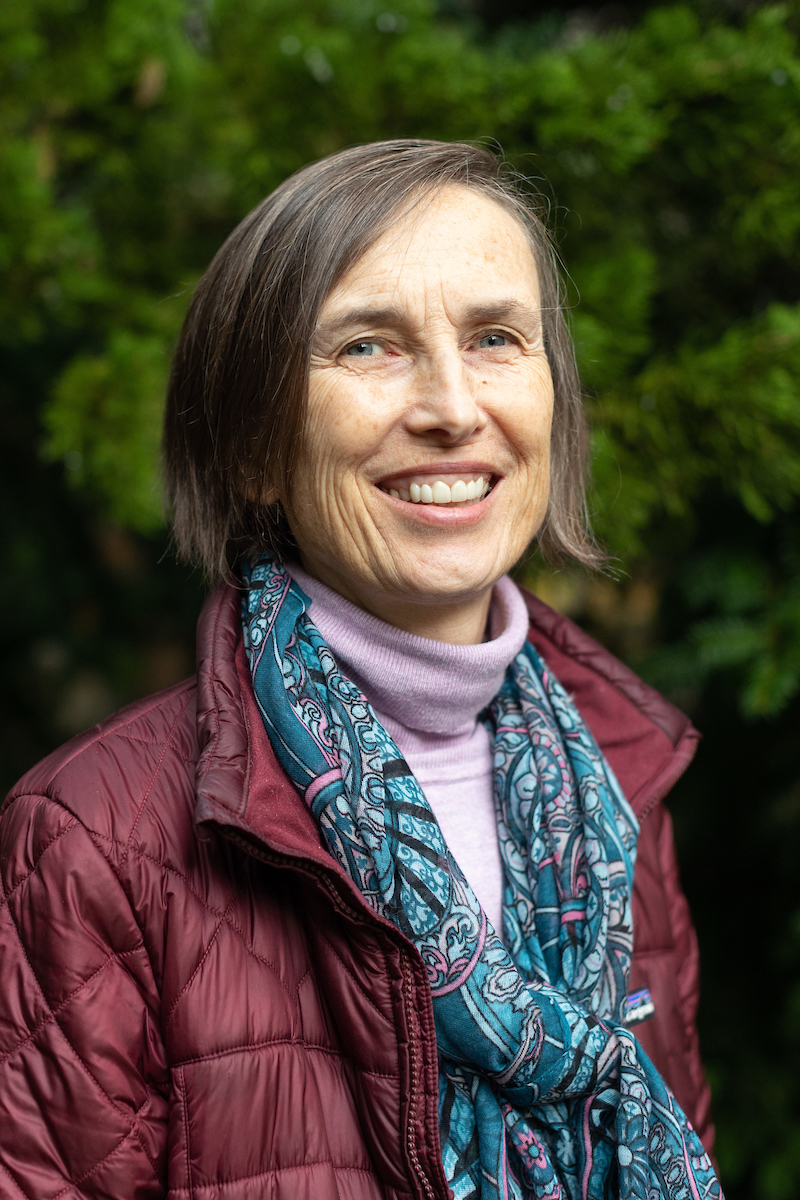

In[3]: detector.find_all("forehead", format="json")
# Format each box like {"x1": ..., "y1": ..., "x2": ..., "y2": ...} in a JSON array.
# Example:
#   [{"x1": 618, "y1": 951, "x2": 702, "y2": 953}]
[{"x1": 321, "y1": 185, "x2": 540, "y2": 313}]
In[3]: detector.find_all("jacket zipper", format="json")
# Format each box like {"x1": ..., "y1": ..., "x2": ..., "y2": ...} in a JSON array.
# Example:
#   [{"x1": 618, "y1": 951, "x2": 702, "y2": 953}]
[
  {"x1": 221, "y1": 828, "x2": 439, "y2": 1200},
  {"x1": 400, "y1": 956, "x2": 438, "y2": 1200}
]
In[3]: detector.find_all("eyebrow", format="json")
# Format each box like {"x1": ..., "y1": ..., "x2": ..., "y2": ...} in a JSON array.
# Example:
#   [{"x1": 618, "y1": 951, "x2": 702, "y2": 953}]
[
  {"x1": 314, "y1": 306, "x2": 406, "y2": 338},
  {"x1": 460, "y1": 300, "x2": 541, "y2": 328},
  {"x1": 314, "y1": 299, "x2": 541, "y2": 339}
]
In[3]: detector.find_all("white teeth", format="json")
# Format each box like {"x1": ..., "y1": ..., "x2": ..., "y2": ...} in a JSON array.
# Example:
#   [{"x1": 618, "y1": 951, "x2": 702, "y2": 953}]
[{"x1": 386, "y1": 475, "x2": 492, "y2": 504}]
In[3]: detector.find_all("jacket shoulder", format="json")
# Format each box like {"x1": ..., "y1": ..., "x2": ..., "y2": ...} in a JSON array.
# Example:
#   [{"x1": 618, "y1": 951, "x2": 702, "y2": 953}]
[{"x1": 4, "y1": 679, "x2": 199, "y2": 848}]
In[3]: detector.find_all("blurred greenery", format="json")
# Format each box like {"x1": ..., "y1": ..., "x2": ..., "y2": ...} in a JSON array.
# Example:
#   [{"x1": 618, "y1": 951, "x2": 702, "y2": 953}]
[{"x1": 3, "y1": 0, "x2": 800, "y2": 1193}]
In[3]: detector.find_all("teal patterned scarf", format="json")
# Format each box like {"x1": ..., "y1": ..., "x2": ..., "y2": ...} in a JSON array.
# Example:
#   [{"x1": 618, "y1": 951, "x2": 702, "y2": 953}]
[{"x1": 241, "y1": 557, "x2": 722, "y2": 1200}]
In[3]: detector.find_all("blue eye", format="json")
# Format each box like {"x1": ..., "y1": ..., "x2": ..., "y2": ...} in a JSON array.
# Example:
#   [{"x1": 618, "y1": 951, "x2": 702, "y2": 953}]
[
  {"x1": 346, "y1": 341, "x2": 378, "y2": 357},
  {"x1": 478, "y1": 333, "x2": 508, "y2": 349}
]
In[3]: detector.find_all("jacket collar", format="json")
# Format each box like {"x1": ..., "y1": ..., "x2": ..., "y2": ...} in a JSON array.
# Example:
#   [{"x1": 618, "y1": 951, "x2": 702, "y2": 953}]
[
  {"x1": 194, "y1": 584, "x2": 699, "y2": 862},
  {"x1": 521, "y1": 591, "x2": 699, "y2": 820}
]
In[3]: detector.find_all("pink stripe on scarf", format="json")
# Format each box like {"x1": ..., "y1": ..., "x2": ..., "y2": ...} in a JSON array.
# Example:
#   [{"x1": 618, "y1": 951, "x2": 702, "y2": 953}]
[{"x1": 305, "y1": 767, "x2": 343, "y2": 805}]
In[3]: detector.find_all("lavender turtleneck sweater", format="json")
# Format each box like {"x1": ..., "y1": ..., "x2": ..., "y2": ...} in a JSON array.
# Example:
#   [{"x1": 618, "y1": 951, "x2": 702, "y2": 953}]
[{"x1": 288, "y1": 565, "x2": 531, "y2": 935}]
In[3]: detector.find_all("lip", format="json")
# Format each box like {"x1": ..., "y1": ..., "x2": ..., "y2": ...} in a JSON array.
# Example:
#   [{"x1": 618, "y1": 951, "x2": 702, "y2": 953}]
[{"x1": 375, "y1": 463, "x2": 502, "y2": 527}]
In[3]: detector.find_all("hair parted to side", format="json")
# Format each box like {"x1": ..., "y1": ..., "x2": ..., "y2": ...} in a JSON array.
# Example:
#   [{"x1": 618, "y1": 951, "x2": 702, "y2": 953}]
[{"x1": 164, "y1": 139, "x2": 603, "y2": 580}]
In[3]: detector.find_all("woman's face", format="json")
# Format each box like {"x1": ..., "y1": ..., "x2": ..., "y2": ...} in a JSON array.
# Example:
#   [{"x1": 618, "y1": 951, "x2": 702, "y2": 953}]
[{"x1": 282, "y1": 185, "x2": 555, "y2": 642}]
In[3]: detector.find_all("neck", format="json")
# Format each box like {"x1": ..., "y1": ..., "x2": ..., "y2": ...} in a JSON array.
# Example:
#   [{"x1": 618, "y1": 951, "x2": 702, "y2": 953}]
[
  {"x1": 357, "y1": 593, "x2": 493, "y2": 645},
  {"x1": 296, "y1": 561, "x2": 493, "y2": 646},
  {"x1": 285, "y1": 564, "x2": 532, "y2": 736}
]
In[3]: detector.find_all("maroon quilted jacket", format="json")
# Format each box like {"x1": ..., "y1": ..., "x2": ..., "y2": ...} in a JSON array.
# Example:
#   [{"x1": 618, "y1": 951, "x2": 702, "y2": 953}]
[{"x1": 0, "y1": 584, "x2": 714, "y2": 1199}]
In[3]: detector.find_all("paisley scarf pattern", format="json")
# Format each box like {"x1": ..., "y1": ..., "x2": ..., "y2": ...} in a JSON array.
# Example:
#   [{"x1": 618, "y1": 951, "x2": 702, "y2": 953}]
[{"x1": 241, "y1": 557, "x2": 723, "y2": 1200}]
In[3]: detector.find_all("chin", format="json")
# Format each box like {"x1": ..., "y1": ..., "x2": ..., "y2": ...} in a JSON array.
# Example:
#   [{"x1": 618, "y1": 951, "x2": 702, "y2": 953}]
[{"x1": 392, "y1": 562, "x2": 505, "y2": 604}]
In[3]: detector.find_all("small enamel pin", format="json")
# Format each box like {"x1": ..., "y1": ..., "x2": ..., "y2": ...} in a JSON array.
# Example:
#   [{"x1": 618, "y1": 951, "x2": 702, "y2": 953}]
[{"x1": 623, "y1": 987, "x2": 656, "y2": 1026}]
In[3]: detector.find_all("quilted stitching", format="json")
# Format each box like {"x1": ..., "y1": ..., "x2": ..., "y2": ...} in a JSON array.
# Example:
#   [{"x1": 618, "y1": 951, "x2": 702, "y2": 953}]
[
  {"x1": 164, "y1": 890, "x2": 240, "y2": 1030},
  {"x1": 0, "y1": 949, "x2": 141, "y2": 1069},
  {"x1": 121, "y1": 691, "x2": 195, "y2": 861},
  {"x1": 168, "y1": 1162, "x2": 383, "y2": 1194},
  {"x1": 2, "y1": 833, "x2": 147, "y2": 1120},
  {"x1": 0, "y1": 688, "x2": 395, "y2": 1199},
  {"x1": 0, "y1": 816, "x2": 76, "y2": 906},
  {"x1": 86, "y1": 833, "x2": 301, "y2": 1002},
  {"x1": 0, "y1": 812, "x2": 168, "y2": 1197}
]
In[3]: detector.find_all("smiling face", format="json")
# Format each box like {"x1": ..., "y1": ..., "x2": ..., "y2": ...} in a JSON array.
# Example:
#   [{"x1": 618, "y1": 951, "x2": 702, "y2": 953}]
[{"x1": 281, "y1": 185, "x2": 555, "y2": 643}]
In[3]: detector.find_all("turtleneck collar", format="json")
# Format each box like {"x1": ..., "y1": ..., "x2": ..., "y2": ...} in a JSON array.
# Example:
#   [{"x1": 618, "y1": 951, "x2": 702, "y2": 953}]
[{"x1": 286, "y1": 565, "x2": 531, "y2": 738}]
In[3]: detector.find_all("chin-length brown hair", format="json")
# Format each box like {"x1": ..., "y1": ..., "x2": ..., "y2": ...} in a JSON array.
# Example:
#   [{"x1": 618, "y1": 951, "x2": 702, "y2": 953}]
[{"x1": 164, "y1": 139, "x2": 602, "y2": 580}]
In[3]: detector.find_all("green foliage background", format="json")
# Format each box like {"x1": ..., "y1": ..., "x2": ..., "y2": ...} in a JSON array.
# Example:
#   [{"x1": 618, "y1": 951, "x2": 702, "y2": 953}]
[{"x1": 3, "y1": 0, "x2": 800, "y2": 1193}]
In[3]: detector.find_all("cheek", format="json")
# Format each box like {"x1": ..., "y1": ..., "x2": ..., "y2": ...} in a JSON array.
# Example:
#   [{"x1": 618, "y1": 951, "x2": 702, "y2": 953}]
[
  {"x1": 298, "y1": 387, "x2": 354, "y2": 496},
  {"x1": 505, "y1": 367, "x2": 555, "y2": 471},
  {"x1": 302, "y1": 376, "x2": 385, "y2": 486}
]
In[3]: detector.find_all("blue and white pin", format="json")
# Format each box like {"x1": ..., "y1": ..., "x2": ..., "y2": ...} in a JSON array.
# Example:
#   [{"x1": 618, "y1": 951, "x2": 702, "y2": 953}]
[{"x1": 623, "y1": 987, "x2": 655, "y2": 1026}]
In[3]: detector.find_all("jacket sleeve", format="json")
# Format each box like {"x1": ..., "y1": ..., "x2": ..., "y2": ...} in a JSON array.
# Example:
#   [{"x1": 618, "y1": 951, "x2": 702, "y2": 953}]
[
  {"x1": 0, "y1": 792, "x2": 169, "y2": 1198},
  {"x1": 629, "y1": 801, "x2": 715, "y2": 1155}
]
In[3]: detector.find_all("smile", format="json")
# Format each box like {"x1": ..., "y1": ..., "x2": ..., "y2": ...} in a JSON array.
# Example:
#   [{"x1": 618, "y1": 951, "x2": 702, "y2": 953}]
[{"x1": 378, "y1": 472, "x2": 494, "y2": 507}]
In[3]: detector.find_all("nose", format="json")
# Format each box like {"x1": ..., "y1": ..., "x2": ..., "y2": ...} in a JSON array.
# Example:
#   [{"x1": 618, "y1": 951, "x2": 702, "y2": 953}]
[{"x1": 404, "y1": 345, "x2": 487, "y2": 444}]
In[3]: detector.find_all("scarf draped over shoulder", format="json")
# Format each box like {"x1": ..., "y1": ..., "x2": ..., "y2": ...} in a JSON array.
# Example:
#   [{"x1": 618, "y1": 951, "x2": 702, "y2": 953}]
[{"x1": 241, "y1": 557, "x2": 722, "y2": 1200}]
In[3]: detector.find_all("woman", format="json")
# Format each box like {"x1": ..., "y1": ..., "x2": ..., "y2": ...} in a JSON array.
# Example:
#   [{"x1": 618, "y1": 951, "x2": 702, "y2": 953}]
[{"x1": 0, "y1": 141, "x2": 722, "y2": 1199}]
